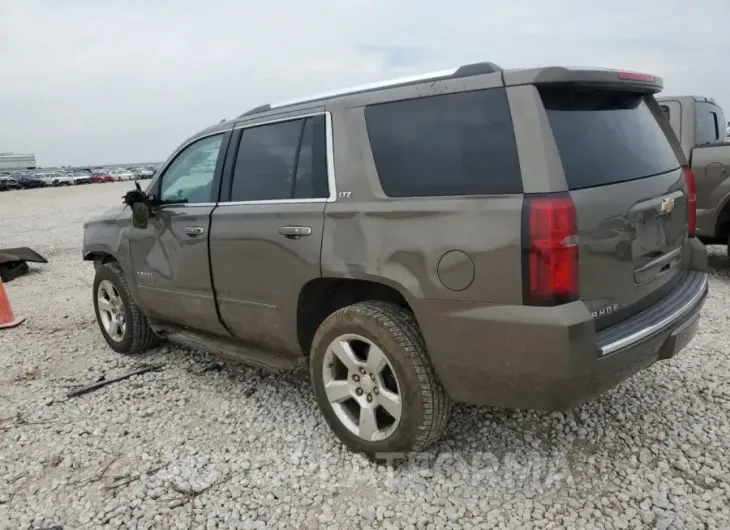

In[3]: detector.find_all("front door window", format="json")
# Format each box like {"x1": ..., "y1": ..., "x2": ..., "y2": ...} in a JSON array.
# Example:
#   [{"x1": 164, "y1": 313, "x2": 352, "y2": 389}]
[{"x1": 158, "y1": 134, "x2": 224, "y2": 204}]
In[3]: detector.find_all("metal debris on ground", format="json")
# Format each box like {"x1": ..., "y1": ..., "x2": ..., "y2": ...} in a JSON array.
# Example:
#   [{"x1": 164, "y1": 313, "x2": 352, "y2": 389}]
[
  {"x1": 0, "y1": 246, "x2": 48, "y2": 283},
  {"x1": 66, "y1": 364, "x2": 164, "y2": 398}
]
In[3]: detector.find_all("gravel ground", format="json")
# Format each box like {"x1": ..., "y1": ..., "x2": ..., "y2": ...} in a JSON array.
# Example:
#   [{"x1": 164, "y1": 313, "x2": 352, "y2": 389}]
[{"x1": 1, "y1": 182, "x2": 729, "y2": 530}]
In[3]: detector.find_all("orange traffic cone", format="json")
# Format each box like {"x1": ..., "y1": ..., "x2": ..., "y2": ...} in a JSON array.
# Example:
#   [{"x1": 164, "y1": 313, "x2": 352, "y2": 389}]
[{"x1": 0, "y1": 279, "x2": 25, "y2": 329}]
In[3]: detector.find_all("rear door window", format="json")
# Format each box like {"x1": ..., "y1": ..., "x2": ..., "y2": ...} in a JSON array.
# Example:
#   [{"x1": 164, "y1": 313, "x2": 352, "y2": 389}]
[
  {"x1": 540, "y1": 88, "x2": 680, "y2": 190},
  {"x1": 364, "y1": 88, "x2": 522, "y2": 197},
  {"x1": 230, "y1": 116, "x2": 328, "y2": 202},
  {"x1": 292, "y1": 115, "x2": 329, "y2": 199}
]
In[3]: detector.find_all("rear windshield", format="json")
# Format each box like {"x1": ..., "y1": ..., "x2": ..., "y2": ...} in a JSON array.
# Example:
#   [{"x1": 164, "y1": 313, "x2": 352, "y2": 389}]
[{"x1": 540, "y1": 88, "x2": 680, "y2": 190}]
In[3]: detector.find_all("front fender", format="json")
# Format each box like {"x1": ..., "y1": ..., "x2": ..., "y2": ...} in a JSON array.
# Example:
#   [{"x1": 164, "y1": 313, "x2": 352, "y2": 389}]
[{"x1": 82, "y1": 207, "x2": 141, "y2": 307}]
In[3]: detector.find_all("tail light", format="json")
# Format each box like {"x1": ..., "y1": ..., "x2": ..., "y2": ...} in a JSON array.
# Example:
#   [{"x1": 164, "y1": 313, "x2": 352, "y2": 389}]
[
  {"x1": 683, "y1": 167, "x2": 696, "y2": 237},
  {"x1": 522, "y1": 194, "x2": 579, "y2": 305}
]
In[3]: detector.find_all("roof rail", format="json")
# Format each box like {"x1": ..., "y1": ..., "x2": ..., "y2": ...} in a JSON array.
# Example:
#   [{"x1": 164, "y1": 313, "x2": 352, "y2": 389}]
[
  {"x1": 239, "y1": 104, "x2": 271, "y2": 117},
  {"x1": 238, "y1": 61, "x2": 502, "y2": 118},
  {"x1": 453, "y1": 62, "x2": 503, "y2": 77}
]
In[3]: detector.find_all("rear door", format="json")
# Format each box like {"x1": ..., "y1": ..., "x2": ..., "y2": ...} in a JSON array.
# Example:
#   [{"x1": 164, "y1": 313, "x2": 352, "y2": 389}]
[
  {"x1": 129, "y1": 129, "x2": 232, "y2": 335},
  {"x1": 208, "y1": 113, "x2": 330, "y2": 356},
  {"x1": 538, "y1": 87, "x2": 688, "y2": 329}
]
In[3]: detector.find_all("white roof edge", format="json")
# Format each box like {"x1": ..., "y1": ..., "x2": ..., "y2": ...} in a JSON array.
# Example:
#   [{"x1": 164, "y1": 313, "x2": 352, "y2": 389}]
[{"x1": 269, "y1": 67, "x2": 460, "y2": 109}]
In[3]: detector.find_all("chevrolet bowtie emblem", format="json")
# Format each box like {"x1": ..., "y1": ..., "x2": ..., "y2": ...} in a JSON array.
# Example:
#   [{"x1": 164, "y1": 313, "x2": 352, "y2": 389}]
[{"x1": 660, "y1": 197, "x2": 675, "y2": 215}]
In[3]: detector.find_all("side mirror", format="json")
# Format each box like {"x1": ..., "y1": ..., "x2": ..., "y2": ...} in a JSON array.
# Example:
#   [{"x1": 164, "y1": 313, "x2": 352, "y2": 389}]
[
  {"x1": 131, "y1": 202, "x2": 150, "y2": 229},
  {"x1": 122, "y1": 182, "x2": 148, "y2": 207}
]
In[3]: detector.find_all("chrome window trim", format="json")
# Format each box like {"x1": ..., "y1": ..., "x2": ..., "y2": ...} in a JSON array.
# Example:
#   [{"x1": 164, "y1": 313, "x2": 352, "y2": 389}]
[
  {"x1": 217, "y1": 111, "x2": 337, "y2": 206},
  {"x1": 147, "y1": 111, "x2": 337, "y2": 209},
  {"x1": 216, "y1": 198, "x2": 327, "y2": 206},
  {"x1": 162, "y1": 203, "x2": 216, "y2": 208}
]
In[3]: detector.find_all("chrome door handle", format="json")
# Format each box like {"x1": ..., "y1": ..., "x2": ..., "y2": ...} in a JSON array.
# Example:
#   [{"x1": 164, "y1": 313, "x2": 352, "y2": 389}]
[
  {"x1": 279, "y1": 226, "x2": 312, "y2": 238},
  {"x1": 184, "y1": 226, "x2": 205, "y2": 236}
]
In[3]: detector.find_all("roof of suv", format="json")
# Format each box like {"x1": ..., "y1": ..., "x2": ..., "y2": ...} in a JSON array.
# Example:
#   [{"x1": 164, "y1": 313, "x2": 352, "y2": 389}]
[
  {"x1": 238, "y1": 63, "x2": 663, "y2": 118},
  {"x1": 238, "y1": 61, "x2": 505, "y2": 117},
  {"x1": 192, "y1": 62, "x2": 664, "y2": 141}
]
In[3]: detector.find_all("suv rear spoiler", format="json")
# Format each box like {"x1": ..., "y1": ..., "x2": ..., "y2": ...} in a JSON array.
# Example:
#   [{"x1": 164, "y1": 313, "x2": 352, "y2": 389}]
[{"x1": 504, "y1": 67, "x2": 663, "y2": 94}]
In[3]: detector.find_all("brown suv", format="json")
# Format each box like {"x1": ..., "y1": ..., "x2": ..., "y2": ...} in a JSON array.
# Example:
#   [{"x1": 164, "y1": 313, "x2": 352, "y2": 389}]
[{"x1": 83, "y1": 62, "x2": 709, "y2": 456}]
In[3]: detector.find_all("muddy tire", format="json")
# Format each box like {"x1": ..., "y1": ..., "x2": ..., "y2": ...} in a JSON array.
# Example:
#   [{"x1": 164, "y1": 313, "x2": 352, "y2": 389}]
[
  {"x1": 310, "y1": 301, "x2": 450, "y2": 457},
  {"x1": 92, "y1": 261, "x2": 158, "y2": 355}
]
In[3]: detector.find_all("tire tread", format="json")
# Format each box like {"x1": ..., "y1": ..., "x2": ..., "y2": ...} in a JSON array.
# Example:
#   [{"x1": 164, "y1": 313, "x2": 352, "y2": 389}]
[
  {"x1": 99, "y1": 262, "x2": 157, "y2": 354},
  {"x1": 312, "y1": 300, "x2": 450, "y2": 453}
]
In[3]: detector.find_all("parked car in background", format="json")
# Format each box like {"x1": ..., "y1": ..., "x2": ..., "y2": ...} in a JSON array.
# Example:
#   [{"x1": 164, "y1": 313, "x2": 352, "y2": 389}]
[
  {"x1": 136, "y1": 167, "x2": 155, "y2": 179},
  {"x1": 91, "y1": 172, "x2": 115, "y2": 183},
  {"x1": 109, "y1": 169, "x2": 134, "y2": 181},
  {"x1": 0, "y1": 178, "x2": 22, "y2": 191},
  {"x1": 31, "y1": 172, "x2": 53, "y2": 186},
  {"x1": 84, "y1": 63, "x2": 708, "y2": 456},
  {"x1": 658, "y1": 95, "x2": 730, "y2": 251},
  {"x1": 17, "y1": 174, "x2": 47, "y2": 189},
  {"x1": 726, "y1": 121, "x2": 730, "y2": 140},
  {"x1": 71, "y1": 172, "x2": 92, "y2": 185},
  {"x1": 51, "y1": 172, "x2": 74, "y2": 186}
]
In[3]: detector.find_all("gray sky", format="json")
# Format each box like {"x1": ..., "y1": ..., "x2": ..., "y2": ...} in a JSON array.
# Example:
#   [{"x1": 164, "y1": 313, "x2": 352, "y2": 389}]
[{"x1": 1, "y1": 0, "x2": 729, "y2": 167}]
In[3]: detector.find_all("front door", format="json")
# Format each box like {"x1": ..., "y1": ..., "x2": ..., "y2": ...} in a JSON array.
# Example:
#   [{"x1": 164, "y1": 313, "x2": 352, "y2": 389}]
[
  {"x1": 209, "y1": 113, "x2": 331, "y2": 355},
  {"x1": 129, "y1": 129, "x2": 232, "y2": 335}
]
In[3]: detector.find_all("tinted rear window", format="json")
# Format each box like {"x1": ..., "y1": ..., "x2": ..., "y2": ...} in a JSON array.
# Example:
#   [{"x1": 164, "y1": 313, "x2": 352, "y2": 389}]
[
  {"x1": 364, "y1": 88, "x2": 522, "y2": 197},
  {"x1": 541, "y1": 88, "x2": 680, "y2": 190}
]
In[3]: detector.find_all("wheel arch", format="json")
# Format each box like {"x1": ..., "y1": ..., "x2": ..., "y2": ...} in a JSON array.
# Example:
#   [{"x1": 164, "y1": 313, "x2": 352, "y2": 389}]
[
  {"x1": 714, "y1": 196, "x2": 730, "y2": 238},
  {"x1": 296, "y1": 277, "x2": 415, "y2": 357},
  {"x1": 83, "y1": 250, "x2": 117, "y2": 269},
  {"x1": 84, "y1": 246, "x2": 143, "y2": 308}
]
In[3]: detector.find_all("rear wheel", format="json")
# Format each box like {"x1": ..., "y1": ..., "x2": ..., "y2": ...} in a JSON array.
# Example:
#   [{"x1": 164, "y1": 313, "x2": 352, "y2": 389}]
[
  {"x1": 309, "y1": 301, "x2": 450, "y2": 457},
  {"x1": 93, "y1": 262, "x2": 158, "y2": 354}
]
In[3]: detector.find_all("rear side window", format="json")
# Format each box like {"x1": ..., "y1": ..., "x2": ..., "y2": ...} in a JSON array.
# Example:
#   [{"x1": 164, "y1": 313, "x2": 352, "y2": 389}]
[
  {"x1": 695, "y1": 102, "x2": 721, "y2": 145},
  {"x1": 292, "y1": 116, "x2": 329, "y2": 199},
  {"x1": 364, "y1": 88, "x2": 522, "y2": 197},
  {"x1": 540, "y1": 88, "x2": 680, "y2": 190}
]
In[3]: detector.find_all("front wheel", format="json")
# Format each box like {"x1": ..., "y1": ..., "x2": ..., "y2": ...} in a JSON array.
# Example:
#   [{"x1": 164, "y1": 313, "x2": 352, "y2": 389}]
[
  {"x1": 93, "y1": 262, "x2": 158, "y2": 354},
  {"x1": 310, "y1": 301, "x2": 450, "y2": 457}
]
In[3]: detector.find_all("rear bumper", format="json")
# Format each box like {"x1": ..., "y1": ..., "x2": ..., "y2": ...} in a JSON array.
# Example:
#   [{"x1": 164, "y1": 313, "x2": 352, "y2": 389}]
[{"x1": 412, "y1": 269, "x2": 709, "y2": 411}]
